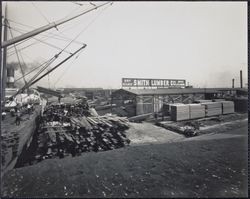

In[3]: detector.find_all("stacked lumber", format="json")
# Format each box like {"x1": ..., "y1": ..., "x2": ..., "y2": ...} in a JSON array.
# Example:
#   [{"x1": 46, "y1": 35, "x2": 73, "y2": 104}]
[
  {"x1": 212, "y1": 99, "x2": 225, "y2": 102},
  {"x1": 221, "y1": 101, "x2": 234, "y2": 114},
  {"x1": 201, "y1": 102, "x2": 222, "y2": 117},
  {"x1": 35, "y1": 102, "x2": 131, "y2": 162},
  {"x1": 170, "y1": 104, "x2": 190, "y2": 121},
  {"x1": 195, "y1": 100, "x2": 212, "y2": 103},
  {"x1": 162, "y1": 103, "x2": 183, "y2": 116},
  {"x1": 189, "y1": 104, "x2": 205, "y2": 119}
]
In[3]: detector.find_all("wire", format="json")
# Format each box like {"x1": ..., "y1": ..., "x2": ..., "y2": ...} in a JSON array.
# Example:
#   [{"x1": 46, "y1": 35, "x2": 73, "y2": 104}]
[
  {"x1": 14, "y1": 58, "x2": 53, "y2": 82},
  {"x1": 7, "y1": 20, "x2": 28, "y2": 85},
  {"x1": 54, "y1": 48, "x2": 85, "y2": 86},
  {"x1": 6, "y1": 21, "x2": 84, "y2": 57},
  {"x1": 6, "y1": 26, "x2": 72, "y2": 55},
  {"x1": 31, "y1": 2, "x2": 50, "y2": 24},
  {"x1": 59, "y1": 2, "x2": 112, "y2": 54},
  {"x1": 5, "y1": 18, "x2": 84, "y2": 48}
]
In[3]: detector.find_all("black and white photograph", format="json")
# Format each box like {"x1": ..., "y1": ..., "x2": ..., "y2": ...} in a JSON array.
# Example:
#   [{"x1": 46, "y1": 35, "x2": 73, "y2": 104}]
[{"x1": 0, "y1": 1, "x2": 248, "y2": 198}]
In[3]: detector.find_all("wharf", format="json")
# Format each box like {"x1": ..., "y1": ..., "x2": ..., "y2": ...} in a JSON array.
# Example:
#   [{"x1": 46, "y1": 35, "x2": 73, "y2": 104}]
[{"x1": 1, "y1": 105, "x2": 42, "y2": 176}]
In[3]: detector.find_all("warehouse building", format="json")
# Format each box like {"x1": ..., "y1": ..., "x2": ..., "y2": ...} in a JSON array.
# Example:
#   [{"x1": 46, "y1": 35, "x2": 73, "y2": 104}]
[{"x1": 111, "y1": 88, "x2": 243, "y2": 117}]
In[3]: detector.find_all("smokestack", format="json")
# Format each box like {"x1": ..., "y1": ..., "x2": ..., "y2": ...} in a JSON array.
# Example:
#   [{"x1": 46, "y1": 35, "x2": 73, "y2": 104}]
[
  {"x1": 240, "y1": 70, "x2": 243, "y2": 88},
  {"x1": 232, "y1": 78, "x2": 234, "y2": 88},
  {"x1": 6, "y1": 68, "x2": 15, "y2": 88}
]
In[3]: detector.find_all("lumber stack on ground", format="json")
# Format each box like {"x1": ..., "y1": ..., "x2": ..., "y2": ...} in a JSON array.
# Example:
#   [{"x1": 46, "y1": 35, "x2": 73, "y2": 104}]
[
  {"x1": 189, "y1": 104, "x2": 205, "y2": 119},
  {"x1": 221, "y1": 101, "x2": 234, "y2": 114},
  {"x1": 194, "y1": 100, "x2": 212, "y2": 103},
  {"x1": 163, "y1": 103, "x2": 183, "y2": 116},
  {"x1": 170, "y1": 104, "x2": 190, "y2": 121},
  {"x1": 212, "y1": 99, "x2": 225, "y2": 102},
  {"x1": 201, "y1": 102, "x2": 222, "y2": 117}
]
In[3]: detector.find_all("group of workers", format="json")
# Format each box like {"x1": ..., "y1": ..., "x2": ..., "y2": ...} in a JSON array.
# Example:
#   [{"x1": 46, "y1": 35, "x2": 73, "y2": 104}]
[
  {"x1": 43, "y1": 103, "x2": 90, "y2": 124},
  {"x1": 1, "y1": 103, "x2": 34, "y2": 126}
]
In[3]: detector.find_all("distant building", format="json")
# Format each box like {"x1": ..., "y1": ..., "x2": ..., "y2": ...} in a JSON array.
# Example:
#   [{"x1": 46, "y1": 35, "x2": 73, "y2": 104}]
[{"x1": 111, "y1": 88, "x2": 245, "y2": 117}]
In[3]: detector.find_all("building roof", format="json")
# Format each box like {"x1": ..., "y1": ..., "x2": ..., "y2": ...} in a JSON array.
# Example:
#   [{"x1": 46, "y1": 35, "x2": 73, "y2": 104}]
[{"x1": 113, "y1": 88, "x2": 246, "y2": 96}]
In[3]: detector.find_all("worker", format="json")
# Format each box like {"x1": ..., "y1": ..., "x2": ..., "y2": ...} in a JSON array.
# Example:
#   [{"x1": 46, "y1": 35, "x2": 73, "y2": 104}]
[
  {"x1": 58, "y1": 96, "x2": 61, "y2": 104},
  {"x1": 10, "y1": 108, "x2": 15, "y2": 117},
  {"x1": 2, "y1": 111, "x2": 7, "y2": 120},
  {"x1": 154, "y1": 112, "x2": 158, "y2": 120},
  {"x1": 15, "y1": 110, "x2": 21, "y2": 126},
  {"x1": 27, "y1": 103, "x2": 31, "y2": 115},
  {"x1": 64, "y1": 109, "x2": 68, "y2": 116}
]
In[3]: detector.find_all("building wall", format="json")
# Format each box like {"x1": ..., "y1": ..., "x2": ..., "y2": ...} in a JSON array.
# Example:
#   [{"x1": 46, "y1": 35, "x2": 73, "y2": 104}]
[
  {"x1": 135, "y1": 93, "x2": 206, "y2": 115},
  {"x1": 112, "y1": 89, "x2": 209, "y2": 116},
  {"x1": 112, "y1": 90, "x2": 137, "y2": 117}
]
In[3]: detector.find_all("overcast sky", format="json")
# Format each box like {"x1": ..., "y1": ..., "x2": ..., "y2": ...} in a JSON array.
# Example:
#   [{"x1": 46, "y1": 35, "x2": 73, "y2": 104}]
[{"x1": 2, "y1": 1, "x2": 248, "y2": 89}]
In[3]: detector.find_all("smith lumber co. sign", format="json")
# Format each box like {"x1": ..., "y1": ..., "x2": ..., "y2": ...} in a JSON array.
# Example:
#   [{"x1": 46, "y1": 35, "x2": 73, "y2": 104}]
[{"x1": 122, "y1": 78, "x2": 186, "y2": 88}]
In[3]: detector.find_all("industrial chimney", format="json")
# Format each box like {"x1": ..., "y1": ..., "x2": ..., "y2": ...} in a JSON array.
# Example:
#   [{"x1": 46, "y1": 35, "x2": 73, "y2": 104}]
[
  {"x1": 232, "y1": 78, "x2": 234, "y2": 88},
  {"x1": 6, "y1": 67, "x2": 15, "y2": 88},
  {"x1": 240, "y1": 70, "x2": 243, "y2": 88}
]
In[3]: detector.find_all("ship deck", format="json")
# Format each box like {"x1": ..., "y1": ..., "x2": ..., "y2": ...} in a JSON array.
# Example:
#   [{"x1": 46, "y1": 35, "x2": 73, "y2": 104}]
[{"x1": 1, "y1": 105, "x2": 42, "y2": 175}]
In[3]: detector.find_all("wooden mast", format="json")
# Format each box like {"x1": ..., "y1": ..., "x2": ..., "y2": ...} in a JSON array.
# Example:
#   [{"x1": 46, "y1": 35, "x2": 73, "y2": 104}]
[
  {"x1": 1, "y1": 2, "x2": 111, "y2": 48},
  {"x1": 1, "y1": 3, "x2": 8, "y2": 101}
]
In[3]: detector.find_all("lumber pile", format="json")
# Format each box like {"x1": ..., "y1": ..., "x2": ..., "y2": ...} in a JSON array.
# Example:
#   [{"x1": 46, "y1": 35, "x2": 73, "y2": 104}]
[
  {"x1": 189, "y1": 104, "x2": 205, "y2": 119},
  {"x1": 162, "y1": 103, "x2": 183, "y2": 116},
  {"x1": 201, "y1": 102, "x2": 222, "y2": 117},
  {"x1": 194, "y1": 100, "x2": 212, "y2": 103},
  {"x1": 35, "y1": 101, "x2": 130, "y2": 162},
  {"x1": 170, "y1": 104, "x2": 190, "y2": 121},
  {"x1": 212, "y1": 99, "x2": 225, "y2": 102},
  {"x1": 221, "y1": 101, "x2": 234, "y2": 114}
]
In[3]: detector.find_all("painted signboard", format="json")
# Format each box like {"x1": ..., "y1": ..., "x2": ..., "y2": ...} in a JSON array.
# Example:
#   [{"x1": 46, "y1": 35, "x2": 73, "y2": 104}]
[{"x1": 122, "y1": 78, "x2": 186, "y2": 88}]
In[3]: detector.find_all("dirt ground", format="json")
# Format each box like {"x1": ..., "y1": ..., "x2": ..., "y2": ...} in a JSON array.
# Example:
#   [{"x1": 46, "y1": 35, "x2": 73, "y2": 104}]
[
  {"x1": 1, "y1": 122, "x2": 248, "y2": 198},
  {"x1": 126, "y1": 122, "x2": 184, "y2": 145}
]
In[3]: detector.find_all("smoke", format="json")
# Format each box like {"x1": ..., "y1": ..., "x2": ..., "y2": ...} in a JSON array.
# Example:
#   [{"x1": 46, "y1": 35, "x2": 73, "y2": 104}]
[{"x1": 7, "y1": 61, "x2": 39, "y2": 73}]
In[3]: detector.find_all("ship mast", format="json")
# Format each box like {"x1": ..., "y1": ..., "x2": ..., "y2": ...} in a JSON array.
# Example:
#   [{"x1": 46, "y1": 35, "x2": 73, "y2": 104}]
[
  {"x1": 1, "y1": 3, "x2": 8, "y2": 108},
  {"x1": 0, "y1": 1, "x2": 112, "y2": 104},
  {"x1": 1, "y1": 2, "x2": 111, "y2": 48}
]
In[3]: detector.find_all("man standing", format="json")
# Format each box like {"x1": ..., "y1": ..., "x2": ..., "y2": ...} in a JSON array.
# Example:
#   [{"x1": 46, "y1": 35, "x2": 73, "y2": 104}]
[
  {"x1": 27, "y1": 104, "x2": 31, "y2": 115},
  {"x1": 16, "y1": 110, "x2": 21, "y2": 126},
  {"x1": 2, "y1": 111, "x2": 7, "y2": 120}
]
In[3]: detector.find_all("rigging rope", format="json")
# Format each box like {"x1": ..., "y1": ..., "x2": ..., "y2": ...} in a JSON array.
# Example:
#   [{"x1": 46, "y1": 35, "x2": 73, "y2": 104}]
[
  {"x1": 6, "y1": 2, "x2": 112, "y2": 95},
  {"x1": 31, "y1": 2, "x2": 51, "y2": 24},
  {"x1": 6, "y1": 26, "x2": 72, "y2": 55},
  {"x1": 14, "y1": 58, "x2": 53, "y2": 82},
  {"x1": 59, "y1": 2, "x2": 112, "y2": 54},
  {"x1": 5, "y1": 17, "x2": 83, "y2": 44},
  {"x1": 6, "y1": 22, "x2": 84, "y2": 57},
  {"x1": 7, "y1": 20, "x2": 28, "y2": 85},
  {"x1": 54, "y1": 47, "x2": 85, "y2": 86}
]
